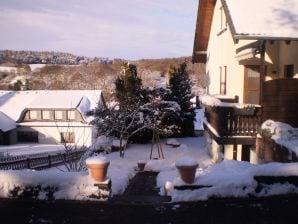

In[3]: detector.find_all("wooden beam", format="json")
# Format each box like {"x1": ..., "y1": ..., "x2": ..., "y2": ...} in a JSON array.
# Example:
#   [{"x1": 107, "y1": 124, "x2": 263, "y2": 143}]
[
  {"x1": 269, "y1": 40, "x2": 275, "y2": 45},
  {"x1": 259, "y1": 40, "x2": 266, "y2": 106}
]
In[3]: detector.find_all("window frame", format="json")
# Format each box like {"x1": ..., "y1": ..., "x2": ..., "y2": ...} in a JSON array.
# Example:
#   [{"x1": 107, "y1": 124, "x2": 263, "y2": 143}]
[
  {"x1": 60, "y1": 132, "x2": 75, "y2": 144},
  {"x1": 29, "y1": 110, "x2": 38, "y2": 120},
  {"x1": 55, "y1": 110, "x2": 64, "y2": 120},
  {"x1": 42, "y1": 110, "x2": 51, "y2": 120},
  {"x1": 67, "y1": 110, "x2": 76, "y2": 120},
  {"x1": 284, "y1": 64, "x2": 294, "y2": 78}
]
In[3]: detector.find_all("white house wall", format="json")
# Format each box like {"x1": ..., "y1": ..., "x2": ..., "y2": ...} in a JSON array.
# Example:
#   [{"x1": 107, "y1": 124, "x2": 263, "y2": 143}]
[
  {"x1": 207, "y1": 0, "x2": 248, "y2": 102},
  {"x1": 17, "y1": 124, "x2": 93, "y2": 147}
]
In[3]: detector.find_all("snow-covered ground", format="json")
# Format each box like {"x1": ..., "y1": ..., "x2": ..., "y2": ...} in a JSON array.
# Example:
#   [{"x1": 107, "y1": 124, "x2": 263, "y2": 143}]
[
  {"x1": 1, "y1": 136, "x2": 298, "y2": 202},
  {"x1": 0, "y1": 144, "x2": 65, "y2": 157},
  {"x1": 29, "y1": 64, "x2": 46, "y2": 71},
  {"x1": 0, "y1": 66, "x2": 17, "y2": 73}
]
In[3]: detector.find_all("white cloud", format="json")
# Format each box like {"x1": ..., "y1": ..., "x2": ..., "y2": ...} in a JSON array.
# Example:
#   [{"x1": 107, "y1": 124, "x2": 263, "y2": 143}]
[{"x1": 0, "y1": 0, "x2": 198, "y2": 59}]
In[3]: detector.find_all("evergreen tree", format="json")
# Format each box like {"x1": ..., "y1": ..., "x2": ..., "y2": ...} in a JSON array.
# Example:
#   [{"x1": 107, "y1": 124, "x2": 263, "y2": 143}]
[
  {"x1": 115, "y1": 62, "x2": 143, "y2": 110},
  {"x1": 167, "y1": 62, "x2": 195, "y2": 136}
]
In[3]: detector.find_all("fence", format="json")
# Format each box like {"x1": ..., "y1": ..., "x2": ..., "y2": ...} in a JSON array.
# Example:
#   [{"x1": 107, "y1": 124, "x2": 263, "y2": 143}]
[
  {"x1": 204, "y1": 105, "x2": 261, "y2": 137},
  {"x1": 262, "y1": 79, "x2": 298, "y2": 127},
  {"x1": 0, "y1": 150, "x2": 86, "y2": 170}
]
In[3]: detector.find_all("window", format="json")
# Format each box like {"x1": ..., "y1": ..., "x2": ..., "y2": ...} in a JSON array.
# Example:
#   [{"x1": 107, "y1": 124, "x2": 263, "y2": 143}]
[
  {"x1": 284, "y1": 64, "x2": 294, "y2": 78},
  {"x1": 220, "y1": 66, "x2": 227, "y2": 95},
  {"x1": 60, "y1": 132, "x2": 75, "y2": 144},
  {"x1": 67, "y1": 110, "x2": 76, "y2": 120},
  {"x1": 17, "y1": 131, "x2": 38, "y2": 143},
  {"x1": 42, "y1": 110, "x2": 51, "y2": 120},
  {"x1": 29, "y1": 110, "x2": 38, "y2": 120},
  {"x1": 55, "y1": 111, "x2": 63, "y2": 120}
]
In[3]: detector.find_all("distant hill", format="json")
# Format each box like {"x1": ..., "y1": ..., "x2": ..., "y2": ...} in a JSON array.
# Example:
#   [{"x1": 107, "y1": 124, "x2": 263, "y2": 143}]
[
  {"x1": 0, "y1": 51, "x2": 206, "y2": 97},
  {"x1": 0, "y1": 50, "x2": 110, "y2": 65}
]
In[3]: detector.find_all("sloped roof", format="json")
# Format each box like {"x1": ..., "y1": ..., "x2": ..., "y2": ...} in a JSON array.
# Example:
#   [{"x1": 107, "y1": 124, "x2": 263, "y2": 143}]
[
  {"x1": 192, "y1": 0, "x2": 298, "y2": 63},
  {"x1": 0, "y1": 111, "x2": 16, "y2": 132},
  {"x1": 192, "y1": 0, "x2": 215, "y2": 63},
  {"x1": 225, "y1": 0, "x2": 298, "y2": 39},
  {"x1": 0, "y1": 90, "x2": 103, "y2": 131}
]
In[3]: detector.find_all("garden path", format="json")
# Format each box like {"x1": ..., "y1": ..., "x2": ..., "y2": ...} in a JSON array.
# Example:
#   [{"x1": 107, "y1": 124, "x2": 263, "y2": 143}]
[{"x1": 112, "y1": 171, "x2": 171, "y2": 204}]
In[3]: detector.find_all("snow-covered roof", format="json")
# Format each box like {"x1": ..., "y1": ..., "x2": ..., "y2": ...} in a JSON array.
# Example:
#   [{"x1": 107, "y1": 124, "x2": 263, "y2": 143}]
[
  {"x1": 225, "y1": 0, "x2": 298, "y2": 39},
  {"x1": 0, "y1": 111, "x2": 16, "y2": 132},
  {"x1": 0, "y1": 90, "x2": 103, "y2": 131}
]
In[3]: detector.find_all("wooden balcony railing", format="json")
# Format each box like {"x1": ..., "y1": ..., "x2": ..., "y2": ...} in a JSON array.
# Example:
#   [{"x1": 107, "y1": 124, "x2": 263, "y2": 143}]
[{"x1": 204, "y1": 105, "x2": 261, "y2": 137}]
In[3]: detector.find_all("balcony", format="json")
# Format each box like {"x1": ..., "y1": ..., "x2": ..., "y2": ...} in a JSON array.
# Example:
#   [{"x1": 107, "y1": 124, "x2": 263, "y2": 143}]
[{"x1": 200, "y1": 95, "x2": 261, "y2": 145}]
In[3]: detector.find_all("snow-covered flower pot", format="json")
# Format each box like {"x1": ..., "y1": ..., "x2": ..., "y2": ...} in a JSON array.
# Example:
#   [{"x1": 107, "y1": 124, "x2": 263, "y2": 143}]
[
  {"x1": 137, "y1": 160, "x2": 146, "y2": 171},
  {"x1": 86, "y1": 156, "x2": 110, "y2": 182},
  {"x1": 175, "y1": 157, "x2": 198, "y2": 184}
]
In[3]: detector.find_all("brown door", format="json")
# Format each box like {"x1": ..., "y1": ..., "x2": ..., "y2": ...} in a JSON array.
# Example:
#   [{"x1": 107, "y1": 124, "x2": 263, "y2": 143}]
[{"x1": 244, "y1": 65, "x2": 260, "y2": 104}]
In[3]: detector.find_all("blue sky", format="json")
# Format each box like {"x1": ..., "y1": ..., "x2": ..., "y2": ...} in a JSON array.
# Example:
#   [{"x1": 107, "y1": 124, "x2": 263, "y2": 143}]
[{"x1": 0, "y1": 0, "x2": 198, "y2": 60}]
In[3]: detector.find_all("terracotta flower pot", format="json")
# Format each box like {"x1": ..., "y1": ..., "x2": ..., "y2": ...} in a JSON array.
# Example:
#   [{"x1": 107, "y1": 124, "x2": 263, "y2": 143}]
[
  {"x1": 86, "y1": 156, "x2": 110, "y2": 182},
  {"x1": 175, "y1": 157, "x2": 198, "y2": 184}
]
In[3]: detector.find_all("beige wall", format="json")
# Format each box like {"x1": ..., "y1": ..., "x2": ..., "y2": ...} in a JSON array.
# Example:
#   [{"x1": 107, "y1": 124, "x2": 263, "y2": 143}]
[
  {"x1": 279, "y1": 41, "x2": 298, "y2": 77},
  {"x1": 207, "y1": 0, "x2": 250, "y2": 103},
  {"x1": 206, "y1": 0, "x2": 298, "y2": 103},
  {"x1": 16, "y1": 123, "x2": 94, "y2": 147}
]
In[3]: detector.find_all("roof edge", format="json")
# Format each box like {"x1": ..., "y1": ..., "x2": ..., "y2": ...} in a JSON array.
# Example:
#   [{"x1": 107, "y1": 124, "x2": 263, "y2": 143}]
[
  {"x1": 234, "y1": 35, "x2": 298, "y2": 41},
  {"x1": 192, "y1": 0, "x2": 216, "y2": 63}
]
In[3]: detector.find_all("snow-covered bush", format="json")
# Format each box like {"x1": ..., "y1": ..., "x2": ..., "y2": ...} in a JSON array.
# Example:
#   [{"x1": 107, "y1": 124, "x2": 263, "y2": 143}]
[{"x1": 261, "y1": 120, "x2": 294, "y2": 140}]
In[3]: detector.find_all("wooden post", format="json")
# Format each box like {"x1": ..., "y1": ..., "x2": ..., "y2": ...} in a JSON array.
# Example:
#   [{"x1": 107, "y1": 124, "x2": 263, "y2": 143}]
[
  {"x1": 150, "y1": 130, "x2": 164, "y2": 160},
  {"x1": 259, "y1": 40, "x2": 266, "y2": 106},
  {"x1": 27, "y1": 158, "x2": 31, "y2": 169},
  {"x1": 48, "y1": 155, "x2": 51, "y2": 168}
]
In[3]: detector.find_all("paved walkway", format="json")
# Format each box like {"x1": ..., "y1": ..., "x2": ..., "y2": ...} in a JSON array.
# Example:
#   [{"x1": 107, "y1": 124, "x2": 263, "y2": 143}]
[{"x1": 112, "y1": 171, "x2": 171, "y2": 204}]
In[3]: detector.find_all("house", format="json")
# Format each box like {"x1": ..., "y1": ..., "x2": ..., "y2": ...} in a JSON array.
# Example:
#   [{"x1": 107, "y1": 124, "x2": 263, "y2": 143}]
[
  {"x1": 192, "y1": 0, "x2": 298, "y2": 163},
  {"x1": 0, "y1": 90, "x2": 105, "y2": 147}
]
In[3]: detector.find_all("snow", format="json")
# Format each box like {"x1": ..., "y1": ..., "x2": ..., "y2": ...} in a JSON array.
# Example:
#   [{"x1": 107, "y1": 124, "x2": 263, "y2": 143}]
[
  {"x1": 0, "y1": 144, "x2": 65, "y2": 157},
  {"x1": 194, "y1": 109, "x2": 204, "y2": 130},
  {"x1": 0, "y1": 136, "x2": 212, "y2": 200},
  {"x1": 0, "y1": 90, "x2": 103, "y2": 130},
  {"x1": 261, "y1": 120, "x2": 298, "y2": 156},
  {"x1": 0, "y1": 66, "x2": 17, "y2": 72},
  {"x1": 199, "y1": 94, "x2": 261, "y2": 108},
  {"x1": 86, "y1": 156, "x2": 109, "y2": 165},
  {"x1": 199, "y1": 94, "x2": 233, "y2": 107},
  {"x1": 29, "y1": 64, "x2": 45, "y2": 71},
  {"x1": 166, "y1": 138, "x2": 180, "y2": 146},
  {"x1": 0, "y1": 170, "x2": 100, "y2": 200},
  {"x1": 175, "y1": 157, "x2": 198, "y2": 167},
  {"x1": 261, "y1": 120, "x2": 294, "y2": 141},
  {"x1": 112, "y1": 139, "x2": 127, "y2": 147},
  {"x1": 91, "y1": 135, "x2": 112, "y2": 151},
  {"x1": 162, "y1": 160, "x2": 298, "y2": 202},
  {"x1": 0, "y1": 137, "x2": 298, "y2": 202},
  {"x1": 226, "y1": 0, "x2": 298, "y2": 39}
]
